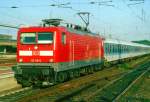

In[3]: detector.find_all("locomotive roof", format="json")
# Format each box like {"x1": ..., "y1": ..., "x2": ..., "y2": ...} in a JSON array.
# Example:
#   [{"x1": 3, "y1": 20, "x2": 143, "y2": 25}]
[
  {"x1": 67, "y1": 27, "x2": 98, "y2": 36},
  {"x1": 19, "y1": 26, "x2": 99, "y2": 37},
  {"x1": 104, "y1": 38, "x2": 150, "y2": 48}
]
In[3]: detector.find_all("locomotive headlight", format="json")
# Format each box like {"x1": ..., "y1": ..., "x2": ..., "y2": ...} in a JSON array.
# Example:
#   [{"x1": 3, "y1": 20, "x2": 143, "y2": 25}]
[
  {"x1": 34, "y1": 45, "x2": 38, "y2": 50},
  {"x1": 49, "y1": 59, "x2": 53, "y2": 62},
  {"x1": 19, "y1": 58, "x2": 23, "y2": 62}
]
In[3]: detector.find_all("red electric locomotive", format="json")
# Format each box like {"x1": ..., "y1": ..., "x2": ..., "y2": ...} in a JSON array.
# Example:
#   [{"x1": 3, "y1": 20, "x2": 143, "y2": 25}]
[{"x1": 13, "y1": 19, "x2": 104, "y2": 86}]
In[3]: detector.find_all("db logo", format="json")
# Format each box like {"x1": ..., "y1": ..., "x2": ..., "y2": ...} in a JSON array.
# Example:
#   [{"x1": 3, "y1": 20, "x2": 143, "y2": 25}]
[{"x1": 32, "y1": 51, "x2": 40, "y2": 56}]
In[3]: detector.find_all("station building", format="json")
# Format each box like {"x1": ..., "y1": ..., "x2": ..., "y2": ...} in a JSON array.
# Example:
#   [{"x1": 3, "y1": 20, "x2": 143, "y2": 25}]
[
  {"x1": 0, "y1": 34, "x2": 12, "y2": 41},
  {"x1": 0, "y1": 34, "x2": 16, "y2": 54}
]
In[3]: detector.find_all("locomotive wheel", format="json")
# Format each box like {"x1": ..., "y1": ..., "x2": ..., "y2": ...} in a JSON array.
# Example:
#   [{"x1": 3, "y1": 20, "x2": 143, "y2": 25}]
[
  {"x1": 64, "y1": 72, "x2": 69, "y2": 81},
  {"x1": 73, "y1": 70, "x2": 80, "y2": 78},
  {"x1": 89, "y1": 66, "x2": 94, "y2": 74},
  {"x1": 87, "y1": 68, "x2": 90, "y2": 74},
  {"x1": 16, "y1": 77, "x2": 22, "y2": 84},
  {"x1": 69, "y1": 71, "x2": 74, "y2": 79},
  {"x1": 86, "y1": 67, "x2": 92, "y2": 74},
  {"x1": 57, "y1": 72, "x2": 67, "y2": 83},
  {"x1": 90, "y1": 67, "x2": 94, "y2": 73},
  {"x1": 94, "y1": 65, "x2": 100, "y2": 71},
  {"x1": 21, "y1": 79, "x2": 32, "y2": 87},
  {"x1": 80, "y1": 68, "x2": 87, "y2": 76}
]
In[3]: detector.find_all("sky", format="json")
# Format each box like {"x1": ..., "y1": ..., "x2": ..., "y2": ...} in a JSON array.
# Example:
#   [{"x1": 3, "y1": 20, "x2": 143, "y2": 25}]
[{"x1": 0, "y1": 0, "x2": 150, "y2": 41}]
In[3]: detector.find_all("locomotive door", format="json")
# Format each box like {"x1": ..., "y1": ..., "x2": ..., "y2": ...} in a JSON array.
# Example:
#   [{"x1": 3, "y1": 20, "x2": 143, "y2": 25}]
[
  {"x1": 99, "y1": 43, "x2": 101, "y2": 61},
  {"x1": 69, "y1": 40, "x2": 74, "y2": 65}
]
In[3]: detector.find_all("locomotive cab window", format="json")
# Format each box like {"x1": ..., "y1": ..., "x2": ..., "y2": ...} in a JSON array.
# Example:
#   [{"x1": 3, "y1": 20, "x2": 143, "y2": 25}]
[
  {"x1": 38, "y1": 32, "x2": 53, "y2": 44},
  {"x1": 62, "y1": 32, "x2": 66, "y2": 44},
  {"x1": 21, "y1": 33, "x2": 36, "y2": 44}
]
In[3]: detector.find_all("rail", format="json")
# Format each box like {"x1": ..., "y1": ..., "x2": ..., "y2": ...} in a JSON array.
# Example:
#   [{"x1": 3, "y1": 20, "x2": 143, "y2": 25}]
[
  {"x1": 0, "y1": 57, "x2": 149, "y2": 102},
  {"x1": 0, "y1": 87, "x2": 38, "y2": 102},
  {"x1": 0, "y1": 72, "x2": 14, "y2": 79},
  {"x1": 85, "y1": 61, "x2": 150, "y2": 102},
  {"x1": 113, "y1": 67, "x2": 150, "y2": 101},
  {"x1": 55, "y1": 61, "x2": 150, "y2": 102}
]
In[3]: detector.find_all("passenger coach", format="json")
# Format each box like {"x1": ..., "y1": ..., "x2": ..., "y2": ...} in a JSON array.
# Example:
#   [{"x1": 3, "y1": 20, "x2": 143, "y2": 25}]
[{"x1": 104, "y1": 38, "x2": 150, "y2": 62}]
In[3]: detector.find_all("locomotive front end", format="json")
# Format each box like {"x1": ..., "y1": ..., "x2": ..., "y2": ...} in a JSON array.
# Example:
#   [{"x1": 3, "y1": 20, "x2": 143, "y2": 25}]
[
  {"x1": 13, "y1": 27, "x2": 57, "y2": 87},
  {"x1": 18, "y1": 31, "x2": 54, "y2": 63}
]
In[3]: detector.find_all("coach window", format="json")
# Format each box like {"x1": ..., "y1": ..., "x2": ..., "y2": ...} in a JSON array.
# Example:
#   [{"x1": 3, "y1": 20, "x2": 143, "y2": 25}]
[
  {"x1": 105, "y1": 43, "x2": 108, "y2": 54},
  {"x1": 110, "y1": 44, "x2": 111, "y2": 54},
  {"x1": 113, "y1": 44, "x2": 115, "y2": 53},
  {"x1": 108, "y1": 44, "x2": 110, "y2": 54},
  {"x1": 114, "y1": 44, "x2": 116, "y2": 53},
  {"x1": 106, "y1": 44, "x2": 108, "y2": 54},
  {"x1": 110, "y1": 44, "x2": 112, "y2": 54},
  {"x1": 62, "y1": 32, "x2": 66, "y2": 44},
  {"x1": 112, "y1": 44, "x2": 114, "y2": 53}
]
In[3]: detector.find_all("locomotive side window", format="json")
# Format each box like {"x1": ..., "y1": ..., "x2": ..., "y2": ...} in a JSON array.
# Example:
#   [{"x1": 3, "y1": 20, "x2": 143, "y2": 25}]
[
  {"x1": 62, "y1": 32, "x2": 66, "y2": 44},
  {"x1": 38, "y1": 32, "x2": 53, "y2": 44},
  {"x1": 21, "y1": 33, "x2": 36, "y2": 44}
]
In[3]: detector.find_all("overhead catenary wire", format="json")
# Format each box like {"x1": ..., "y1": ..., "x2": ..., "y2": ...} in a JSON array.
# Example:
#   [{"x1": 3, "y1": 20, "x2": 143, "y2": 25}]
[
  {"x1": 127, "y1": 1, "x2": 144, "y2": 6},
  {"x1": 122, "y1": 0, "x2": 145, "y2": 22},
  {"x1": 0, "y1": 24, "x2": 19, "y2": 29},
  {"x1": 0, "y1": 1, "x2": 149, "y2": 34}
]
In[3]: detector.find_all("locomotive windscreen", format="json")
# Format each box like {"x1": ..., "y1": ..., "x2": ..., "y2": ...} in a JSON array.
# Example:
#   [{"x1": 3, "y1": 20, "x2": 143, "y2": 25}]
[
  {"x1": 20, "y1": 32, "x2": 53, "y2": 44},
  {"x1": 38, "y1": 32, "x2": 53, "y2": 44},
  {"x1": 21, "y1": 33, "x2": 36, "y2": 44}
]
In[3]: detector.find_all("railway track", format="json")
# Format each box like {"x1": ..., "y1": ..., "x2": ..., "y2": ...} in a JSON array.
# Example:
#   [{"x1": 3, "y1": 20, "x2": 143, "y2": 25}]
[
  {"x1": 0, "y1": 87, "x2": 39, "y2": 102},
  {"x1": 0, "y1": 67, "x2": 125, "y2": 102},
  {"x1": 116, "y1": 67, "x2": 150, "y2": 101},
  {"x1": 0, "y1": 64, "x2": 15, "y2": 67},
  {"x1": 85, "y1": 61, "x2": 150, "y2": 102},
  {"x1": 0, "y1": 57, "x2": 149, "y2": 102},
  {"x1": 54, "y1": 72, "x2": 126, "y2": 102},
  {"x1": 49, "y1": 61, "x2": 150, "y2": 102},
  {"x1": 0, "y1": 57, "x2": 16, "y2": 66},
  {"x1": 0, "y1": 72, "x2": 14, "y2": 79},
  {"x1": 113, "y1": 67, "x2": 150, "y2": 102},
  {"x1": 0, "y1": 68, "x2": 13, "y2": 79}
]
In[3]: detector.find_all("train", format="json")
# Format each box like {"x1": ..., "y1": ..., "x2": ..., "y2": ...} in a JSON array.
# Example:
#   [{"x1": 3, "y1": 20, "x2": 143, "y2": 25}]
[
  {"x1": 104, "y1": 38, "x2": 150, "y2": 62},
  {"x1": 12, "y1": 19, "x2": 150, "y2": 87}
]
